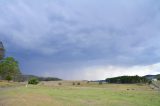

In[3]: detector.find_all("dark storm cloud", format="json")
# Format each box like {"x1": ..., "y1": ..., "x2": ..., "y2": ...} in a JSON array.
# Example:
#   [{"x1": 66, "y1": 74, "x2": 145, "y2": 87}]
[{"x1": 0, "y1": 0, "x2": 160, "y2": 79}]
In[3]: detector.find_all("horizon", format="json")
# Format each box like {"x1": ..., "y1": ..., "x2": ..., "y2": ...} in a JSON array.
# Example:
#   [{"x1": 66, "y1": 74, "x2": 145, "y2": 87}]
[
  {"x1": 1, "y1": 0, "x2": 160, "y2": 80},
  {"x1": 21, "y1": 74, "x2": 159, "y2": 81}
]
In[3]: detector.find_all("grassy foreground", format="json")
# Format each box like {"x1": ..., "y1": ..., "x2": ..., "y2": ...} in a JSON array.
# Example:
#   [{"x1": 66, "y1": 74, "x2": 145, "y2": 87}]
[{"x1": 0, "y1": 81, "x2": 160, "y2": 106}]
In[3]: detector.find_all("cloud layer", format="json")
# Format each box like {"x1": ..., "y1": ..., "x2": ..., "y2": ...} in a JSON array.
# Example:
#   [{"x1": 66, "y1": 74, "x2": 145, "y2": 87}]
[{"x1": 0, "y1": 0, "x2": 160, "y2": 80}]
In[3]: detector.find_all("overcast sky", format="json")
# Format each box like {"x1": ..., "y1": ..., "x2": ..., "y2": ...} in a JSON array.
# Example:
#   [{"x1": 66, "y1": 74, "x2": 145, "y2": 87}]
[{"x1": 0, "y1": 0, "x2": 160, "y2": 80}]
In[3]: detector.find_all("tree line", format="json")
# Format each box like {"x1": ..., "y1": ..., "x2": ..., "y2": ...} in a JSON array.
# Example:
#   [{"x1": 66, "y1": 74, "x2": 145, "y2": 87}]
[{"x1": 106, "y1": 75, "x2": 149, "y2": 84}]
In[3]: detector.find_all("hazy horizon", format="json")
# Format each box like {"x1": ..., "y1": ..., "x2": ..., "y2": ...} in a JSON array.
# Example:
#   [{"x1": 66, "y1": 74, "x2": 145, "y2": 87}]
[{"x1": 0, "y1": 0, "x2": 160, "y2": 80}]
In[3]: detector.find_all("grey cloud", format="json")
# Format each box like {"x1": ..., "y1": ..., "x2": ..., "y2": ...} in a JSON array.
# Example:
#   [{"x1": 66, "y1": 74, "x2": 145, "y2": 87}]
[{"x1": 0, "y1": 0, "x2": 160, "y2": 79}]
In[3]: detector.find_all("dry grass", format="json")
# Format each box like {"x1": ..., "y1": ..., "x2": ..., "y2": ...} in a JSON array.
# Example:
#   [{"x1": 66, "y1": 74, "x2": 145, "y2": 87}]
[
  {"x1": 0, "y1": 81, "x2": 160, "y2": 106},
  {"x1": 0, "y1": 93, "x2": 62, "y2": 106}
]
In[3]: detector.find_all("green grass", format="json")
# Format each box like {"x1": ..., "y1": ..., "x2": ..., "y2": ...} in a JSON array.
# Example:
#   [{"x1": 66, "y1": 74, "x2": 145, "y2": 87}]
[{"x1": 0, "y1": 81, "x2": 160, "y2": 106}]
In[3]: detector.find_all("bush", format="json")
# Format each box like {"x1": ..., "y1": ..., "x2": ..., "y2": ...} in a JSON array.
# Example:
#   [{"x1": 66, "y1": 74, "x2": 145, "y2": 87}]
[
  {"x1": 5, "y1": 75, "x2": 12, "y2": 82},
  {"x1": 72, "y1": 82, "x2": 75, "y2": 85},
  {"x1": 77, "y1": 82, "x2": 80, "y2": 85},
  {"x1": 148, "y1": 80, "x2": 152, "y2": 84},
  {"x1": 58, "y1": 82, "x2": 62, "y2": 85},
  {"x1": 28, "y1": 78, "x2": 39, "y2": 85}
]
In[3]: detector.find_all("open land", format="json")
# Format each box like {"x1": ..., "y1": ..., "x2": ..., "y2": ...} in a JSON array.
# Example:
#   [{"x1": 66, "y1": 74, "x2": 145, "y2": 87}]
[{"x1": 0, "y1": 81, "x2": 160, "y2": 106}]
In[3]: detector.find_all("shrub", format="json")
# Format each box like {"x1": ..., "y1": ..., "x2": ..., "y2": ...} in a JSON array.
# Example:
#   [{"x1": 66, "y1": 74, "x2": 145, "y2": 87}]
[
  {"x1": 58, "y1": 82, "x2": 62, "y2": 85},
  {"x1": 72, "y1": 82, "x2": 75, "y2": 85},
  {"x1": 28, "y1": 78, "x2": 39, "y2": 85},
  {"x1": 148, "y1": 80, "x2": 152, "y2": 84},
  {"x1": 77, "y1": 82, "x2": 80, "y2": 85},
  {"x1": 5, "y1": 75, "x2": 12, "y2": 82}
]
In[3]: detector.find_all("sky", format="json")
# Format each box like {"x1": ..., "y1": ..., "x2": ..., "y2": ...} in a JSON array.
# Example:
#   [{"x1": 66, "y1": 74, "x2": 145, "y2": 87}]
[{"x1": 0, "y1": 0, "x2": 160, "y2": 80}]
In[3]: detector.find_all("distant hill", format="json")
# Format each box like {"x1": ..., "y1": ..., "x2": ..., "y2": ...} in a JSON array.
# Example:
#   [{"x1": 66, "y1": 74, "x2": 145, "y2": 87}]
[
  {"x1": 21, "y1": 75, "x2": 62, "y2": 81},
  {"x1": 143, "y1": 74, "x2": 160, "y2": 80}
]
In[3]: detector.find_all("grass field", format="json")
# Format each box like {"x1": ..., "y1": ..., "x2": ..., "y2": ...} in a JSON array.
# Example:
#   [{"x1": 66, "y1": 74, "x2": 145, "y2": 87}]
[{"x1": 0, "y1": 81, "x2": 160, "y2": 106}]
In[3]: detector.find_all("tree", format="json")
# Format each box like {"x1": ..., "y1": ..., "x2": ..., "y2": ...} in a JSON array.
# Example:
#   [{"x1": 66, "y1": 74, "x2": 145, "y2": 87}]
[
  {"x1": 28, "y1": 78, "x2": 39, "y2": 85},
  {"x1": 5, "y1": 75, "x2": 12, "y2": 82},
  {"x1": 0, "y1": 57, "x2": 21, "y2": 81}
]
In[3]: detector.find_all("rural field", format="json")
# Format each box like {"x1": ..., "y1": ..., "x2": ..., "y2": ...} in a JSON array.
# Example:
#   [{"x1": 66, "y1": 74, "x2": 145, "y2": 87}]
[{"x1": 0, "y1": 81, "x2": 160, "y2": 106}]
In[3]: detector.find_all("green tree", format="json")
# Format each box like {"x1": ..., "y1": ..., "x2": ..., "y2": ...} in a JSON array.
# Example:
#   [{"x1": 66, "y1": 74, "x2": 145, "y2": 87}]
[
  {"x1": 5, "y1": 75, "x2": 12, "y2": 82},
  {"x1": 28, "y1": 78, "x2": 39, "y2": 85},
  {"x1": 0, "y1": 57, "x2": 21, "y2": 81}
]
